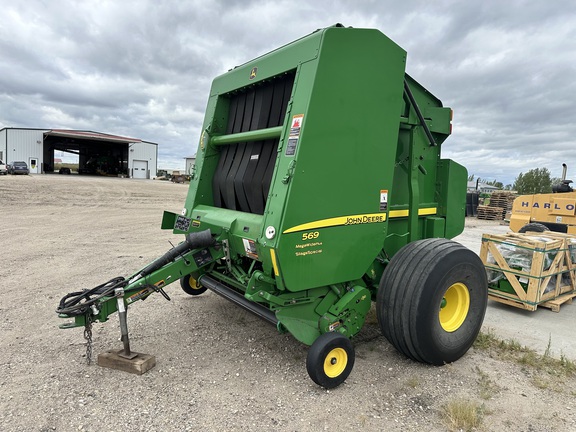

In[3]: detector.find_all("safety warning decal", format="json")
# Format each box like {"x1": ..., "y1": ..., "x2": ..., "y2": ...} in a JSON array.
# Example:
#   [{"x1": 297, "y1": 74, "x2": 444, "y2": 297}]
[
  {"x1": 286, "y1": 114, "x2": 304, "y2": 156},
  {"x1": 290, "y1": 114, "x2": 303, "y2": 136},
  {"x1": 380, "y1": 190, "x2": 388, "y2": 211},
  {"x1": 243, "y1": 238, "x2": 259, "y2": 259}
]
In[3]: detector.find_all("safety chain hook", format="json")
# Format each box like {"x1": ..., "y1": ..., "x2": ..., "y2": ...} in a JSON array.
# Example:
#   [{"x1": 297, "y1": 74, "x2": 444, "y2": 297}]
[{"x1": 83, "y1": 316, "x2": 93, "y2": 365}]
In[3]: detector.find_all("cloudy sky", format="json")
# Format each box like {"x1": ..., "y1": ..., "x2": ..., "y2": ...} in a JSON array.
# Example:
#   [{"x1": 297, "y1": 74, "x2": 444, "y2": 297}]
[{"x1": 1, "y1": 0, "x2": 575, "y2": 185}]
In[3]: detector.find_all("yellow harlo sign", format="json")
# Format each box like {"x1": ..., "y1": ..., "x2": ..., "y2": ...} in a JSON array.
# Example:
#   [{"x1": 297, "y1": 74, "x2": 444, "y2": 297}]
[{"x1": 510, "y1": 193, "x2": 576, "y2": 234}]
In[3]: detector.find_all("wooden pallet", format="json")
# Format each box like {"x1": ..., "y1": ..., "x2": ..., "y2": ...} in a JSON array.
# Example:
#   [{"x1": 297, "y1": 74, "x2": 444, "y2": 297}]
[
  {"x1": 488, "y1": 290, "x2": 576, "y2": 312},
  {"x1": 488, "y1": 292, "x2": 538, "y2": 311},
  {"x1": 540, "y1": 291, "x2": 576, "y2": 312},
  {"x1": 489, "y1": 192, "x2": 517, "y2": 212},
  {"x1": 477, "y1": 205, "x2": 506, "y2": 221}
]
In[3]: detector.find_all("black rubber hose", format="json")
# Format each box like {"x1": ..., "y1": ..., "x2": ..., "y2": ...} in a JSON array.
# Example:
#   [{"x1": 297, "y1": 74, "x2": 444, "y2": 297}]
[
  {"x1": 138, "y1": 229, "x2": 215, "y2": 277},
  {"x1": 56, "y1": 276, "x2": 126, "y2": 316},
  {"x1": 56, "y1": 230, "x2": 214, "y2": 317}
]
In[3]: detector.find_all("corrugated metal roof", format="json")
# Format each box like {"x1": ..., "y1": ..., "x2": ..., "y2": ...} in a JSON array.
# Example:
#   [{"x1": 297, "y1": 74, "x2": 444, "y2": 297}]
[{"x1": 45, "y1": 129, "x2": 142, "y2": 143}]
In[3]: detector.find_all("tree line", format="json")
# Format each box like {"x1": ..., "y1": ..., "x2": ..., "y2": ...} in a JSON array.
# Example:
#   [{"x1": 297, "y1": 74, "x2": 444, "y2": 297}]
[{"x1": 469, "y1": 168, "x2": 559, "y2": 194}]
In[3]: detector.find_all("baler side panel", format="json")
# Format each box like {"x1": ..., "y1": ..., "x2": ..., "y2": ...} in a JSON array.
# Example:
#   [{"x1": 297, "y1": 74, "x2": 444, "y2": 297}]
[
  {"x1": 436, "y1": 159, "x2": 467, "y2": 239},
  {"x1": 383, "y1": 75, "x2": 455, "y2": 254},
  {"x1": 276, "y1": 28, "x2": 407, "y2": 291}
]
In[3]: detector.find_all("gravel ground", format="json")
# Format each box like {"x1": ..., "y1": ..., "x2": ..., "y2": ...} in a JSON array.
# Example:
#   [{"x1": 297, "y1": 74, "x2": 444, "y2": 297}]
[{"x1": 1, "y1": 175, "x2": 575, "y2": 432}]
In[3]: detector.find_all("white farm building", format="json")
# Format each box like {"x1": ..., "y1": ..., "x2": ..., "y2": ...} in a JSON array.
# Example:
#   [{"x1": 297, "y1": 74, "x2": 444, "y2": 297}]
[{"x1": 0, "y1": 128, "x2": 158, "y2": 178}]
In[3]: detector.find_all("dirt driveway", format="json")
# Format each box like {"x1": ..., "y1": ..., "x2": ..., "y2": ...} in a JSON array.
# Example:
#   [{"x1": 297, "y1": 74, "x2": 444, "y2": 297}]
[{"x1": 1, "y1": 175, "x2": 574, "y2": 431}]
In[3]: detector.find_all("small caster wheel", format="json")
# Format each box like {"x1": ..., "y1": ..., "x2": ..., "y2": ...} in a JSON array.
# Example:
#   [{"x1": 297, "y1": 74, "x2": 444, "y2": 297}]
[
  {"x1": 180, "y1": 272, "x2": 207, "y2": 296},
  {"x1": 306, "y1": 332, "x2": 355, "y2": 389}
]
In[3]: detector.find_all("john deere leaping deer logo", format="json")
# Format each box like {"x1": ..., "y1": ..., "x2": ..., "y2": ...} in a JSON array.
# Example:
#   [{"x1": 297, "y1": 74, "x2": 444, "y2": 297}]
[{"x1": 249, "y1": 67, "x2": 258, "y2": 80}]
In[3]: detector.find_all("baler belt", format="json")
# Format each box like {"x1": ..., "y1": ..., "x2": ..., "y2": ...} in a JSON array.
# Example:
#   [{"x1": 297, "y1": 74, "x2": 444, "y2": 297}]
[
  {"x1": 212, "y1": 72, "x2": 295, "y2": 214},
  {"x1": 234, "y1": 85, "x2": 272, "y2": 213}
]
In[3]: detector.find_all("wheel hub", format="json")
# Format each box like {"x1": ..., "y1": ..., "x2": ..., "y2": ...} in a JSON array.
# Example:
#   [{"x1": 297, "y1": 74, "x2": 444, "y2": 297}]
[
  {"x1": 323, "y1": 348, "x2": 347, "y2": 378},
  {"x1": 439, "y1": 282, "x2": 470, "y2": 332}
]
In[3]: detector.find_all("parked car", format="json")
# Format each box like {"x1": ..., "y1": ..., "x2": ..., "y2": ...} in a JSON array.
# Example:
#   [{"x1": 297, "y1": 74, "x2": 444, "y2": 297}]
[
  {"x1": 8, "y1": 161, "x2": 29, "y2": 175},
  {"x1": 0, "y1": 160, "x2": 7, "y2": 175},
  {"x1": 59, "y1": 167, "x2": 71, "y2": 175}
]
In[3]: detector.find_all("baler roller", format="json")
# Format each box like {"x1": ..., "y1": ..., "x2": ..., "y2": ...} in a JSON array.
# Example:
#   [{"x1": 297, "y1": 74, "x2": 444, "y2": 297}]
[
  {"x1": 210, "y1": 126, "x2": 283, "y2": 146},
  {"x1": 199, "y1": 275, "x2": 278, "y2": 326}
]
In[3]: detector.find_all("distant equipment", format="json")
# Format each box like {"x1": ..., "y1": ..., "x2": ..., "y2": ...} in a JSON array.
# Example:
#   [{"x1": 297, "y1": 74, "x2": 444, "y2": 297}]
[{"x1": 510, "y1": 164, "x2": 576, "y2": 234}]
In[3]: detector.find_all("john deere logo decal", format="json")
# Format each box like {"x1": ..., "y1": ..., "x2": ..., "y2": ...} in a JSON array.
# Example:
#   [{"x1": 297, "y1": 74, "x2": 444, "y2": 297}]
[{"x1": 249, "y1": 67, "x2": 257, "y2": 80}]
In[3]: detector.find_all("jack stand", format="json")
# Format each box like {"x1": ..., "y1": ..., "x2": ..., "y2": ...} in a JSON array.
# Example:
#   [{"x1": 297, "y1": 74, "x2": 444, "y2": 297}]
[
  {"x1": 116, "y1": 288, "x2": 137, "y2": 360},
  {"x1": 97, "y1": 288, "x2": 156, "y2": 375}
]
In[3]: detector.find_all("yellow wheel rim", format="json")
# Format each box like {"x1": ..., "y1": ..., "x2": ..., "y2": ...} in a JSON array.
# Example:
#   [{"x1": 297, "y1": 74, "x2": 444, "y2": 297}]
[
  {"x1": 439, "y1": 282, "x2": 470, "y2": 332},
  {"x1": 323, "y1": 348, "x2": 348, "y2": 378},
  {"x1": 188, "y1": 277, "x2": 200, "y2": 290}
]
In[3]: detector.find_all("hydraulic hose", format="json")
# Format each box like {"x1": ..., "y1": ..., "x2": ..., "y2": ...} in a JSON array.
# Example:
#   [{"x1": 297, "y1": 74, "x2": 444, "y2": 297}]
[
  {"x1": 56, "y1": 229, "x2": 215, "y2": 317},
  {"x1": 137, "y1": 229, "x2": 214, "y2": 278},
  {"x1": 56, "y1": 276, "x2": 127, "y2": 316}
]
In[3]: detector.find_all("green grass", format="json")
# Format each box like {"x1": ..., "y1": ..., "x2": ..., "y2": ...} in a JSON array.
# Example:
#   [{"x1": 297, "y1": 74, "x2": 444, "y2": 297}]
[
  {"x1": 54, "y1": 162, "x2": 79, "y2": 172},
  {"x1": 441, "y1": 399, "x2": 483, "y2": 431},
  {"x1": 405, "y1": 376, "x2": 419, "y2": 388},
  {"x1": 475, "y1": 366, "x2": 500, "y2": 400},
  {"x1": 474, "y1": 329, "x2": 576, "y2": 381}
]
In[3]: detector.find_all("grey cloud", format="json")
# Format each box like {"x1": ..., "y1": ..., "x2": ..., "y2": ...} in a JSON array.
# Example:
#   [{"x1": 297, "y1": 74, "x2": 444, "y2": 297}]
[{"x1": 2, "y1": 0, "x2": 576, "y2": 181}]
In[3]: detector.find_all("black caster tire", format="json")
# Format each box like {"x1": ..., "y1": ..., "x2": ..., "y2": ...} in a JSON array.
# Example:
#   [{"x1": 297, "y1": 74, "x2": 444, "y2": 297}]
[
  {"x1": 180, "y1": 272, "x2": 207, "y2": 296},
  {"x1": 306, "y1": 332, "x2": 355, "y2": 389}
]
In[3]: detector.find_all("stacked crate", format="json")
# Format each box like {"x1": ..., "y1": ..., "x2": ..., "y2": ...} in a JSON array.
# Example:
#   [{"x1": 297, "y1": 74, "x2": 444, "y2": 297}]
[
  {"x1": 476, "y1": 191, "x2": 517, "y2": 221},
  {"x1": 489, "y1": 191, "x2": 517, "y2": 220},
  {"x1": 480, "y1": 232, "x2": 576, "y2": 312},
  {"x1": 477, "y1": 205, "x2": 506, "y2": 221}
]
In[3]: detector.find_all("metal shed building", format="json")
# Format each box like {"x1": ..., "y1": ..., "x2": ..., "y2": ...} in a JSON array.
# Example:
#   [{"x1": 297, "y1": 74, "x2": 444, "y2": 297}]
[{"x1": 0, "y1": 128, "x2": 158, "y2": 178}]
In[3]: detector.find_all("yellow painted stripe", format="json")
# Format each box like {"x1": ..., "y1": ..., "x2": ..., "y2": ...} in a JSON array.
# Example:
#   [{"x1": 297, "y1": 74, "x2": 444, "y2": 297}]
[
  {"x1": 283, "y1": 213, "x2": 387, "y2": 234},
  {"x1": 283, "y1": 207, "x2": 438, "y2": 234},
  {"x1": 389, "y1": 207, "x2": 437, "y2": 219},
  {"x1": 389, "y1": 209, "x2": 409, "y2": 218},
  {"x1": 418, "y1": 207, "x2": 437, "y2": 216},
  {"x1": 270, "y1": 249, "x2": 279, "y2": 276}
]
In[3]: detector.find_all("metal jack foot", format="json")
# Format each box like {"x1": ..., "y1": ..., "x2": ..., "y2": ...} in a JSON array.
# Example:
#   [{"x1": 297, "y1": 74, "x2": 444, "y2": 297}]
[
  {"x1": 115, "y1": 288, "x2": 138, "y2": 359},
  {"x1": 97, "y1": 288, "x2": 156, "y2": 375}
]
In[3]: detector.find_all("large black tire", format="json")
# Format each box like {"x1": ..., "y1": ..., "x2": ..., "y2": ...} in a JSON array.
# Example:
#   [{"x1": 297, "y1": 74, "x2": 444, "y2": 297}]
[
  {"x1": 377, "y1": 238, "x2": 487, "y2": 365},
  {"x1": 180, "y1": 272, "x2": 207, "y2": 296},
  {"x1": 306, "y1": 332, "x2": 355, "y2": 389},
  {"x1": 518, "y1": 223, "x2": 549, "y2": 233}
]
